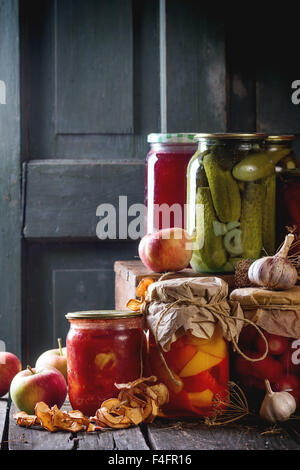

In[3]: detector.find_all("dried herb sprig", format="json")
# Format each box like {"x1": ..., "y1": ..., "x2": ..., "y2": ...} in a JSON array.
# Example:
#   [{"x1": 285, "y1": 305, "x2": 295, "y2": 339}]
[{"x1": 205, "y1": 381, "x2": 250, "y2": 426}]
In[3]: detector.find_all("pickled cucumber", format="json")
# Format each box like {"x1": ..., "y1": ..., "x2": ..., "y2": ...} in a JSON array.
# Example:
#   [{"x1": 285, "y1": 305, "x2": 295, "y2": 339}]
[
  {"x1": 191, "y1": 187, "x2": 227, "y2": 271},
  {"x1": 203, "y1": 153, "x2": 241, "y2": 223},
  {"x1": 262, "y1": 174, "x2": 276, "y2": 255},
  {"x1": 232, "y1": 148, "x2": 291, "y2": 182},
  {"x1": 240, "y1": 182, "x2": 264, "y2": 259}
]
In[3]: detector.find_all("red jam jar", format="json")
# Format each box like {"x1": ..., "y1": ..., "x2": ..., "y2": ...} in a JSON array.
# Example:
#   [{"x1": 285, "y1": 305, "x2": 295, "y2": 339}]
[
  {"x1": 66, "y1": 310, "x2": 146, "y2": 416},
  {"x1": 145, "y1": 133, "x2": 197, "y2": 233},
  {"x1": 148, "y1": 326, "x2": 229, "y2": 418}
]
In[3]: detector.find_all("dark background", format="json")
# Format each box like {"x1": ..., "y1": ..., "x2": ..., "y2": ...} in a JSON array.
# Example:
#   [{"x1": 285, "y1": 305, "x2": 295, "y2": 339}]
[{"x1": 1, "y1": 0, "x2": 300, "y2": 364}]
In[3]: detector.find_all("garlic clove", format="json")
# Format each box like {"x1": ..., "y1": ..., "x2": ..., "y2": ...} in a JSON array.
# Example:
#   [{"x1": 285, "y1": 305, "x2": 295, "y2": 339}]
[{"x1": 260, "y1": 379, "x2": 296, "y2": 423}]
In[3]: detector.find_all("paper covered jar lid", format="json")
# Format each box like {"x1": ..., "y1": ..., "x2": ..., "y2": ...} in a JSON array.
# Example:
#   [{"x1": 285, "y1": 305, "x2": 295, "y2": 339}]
[{"x1": 230, "y1": 286, "x2": 300, "y2": 338}]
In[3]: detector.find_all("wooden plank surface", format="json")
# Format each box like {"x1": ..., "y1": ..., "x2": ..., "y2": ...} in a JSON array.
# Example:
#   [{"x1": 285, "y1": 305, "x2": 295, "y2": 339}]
[
  {"x1": 21, "y1": 0, "x2": 159, "y2": 160},
  {"x1": 0, "y1": 0, "x2": 22, "y2": 357},
  {"x1": 147, "y1": 418, "x2": 300, "y2": 451},
  {"x1": 9, "y1": 401, "x2": 77, "y2": 450},
  {"x1": 23, "y1": 160, "x2": 144, "y2": 240},
  {"x1": 8, "y1": 400, "x2": 149, "y2": 451},
  {"x1": 166, "y1": 1, "x2": 226, "y2": 133},
  {"x1": 55, "y1": 0, "x2": 133, "y2": 135},
  {"x1": 76, "y1": 427, "x2": 149, "y2": 451}
]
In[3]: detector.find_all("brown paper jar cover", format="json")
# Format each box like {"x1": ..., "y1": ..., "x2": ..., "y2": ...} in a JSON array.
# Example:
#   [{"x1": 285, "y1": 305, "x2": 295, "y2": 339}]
[
  {"x1": 145, "y1": 276, "x2": 244, "y2": 351},
  {"x1": 230, "y1": 286, "x2": 300, "y2": 339}
]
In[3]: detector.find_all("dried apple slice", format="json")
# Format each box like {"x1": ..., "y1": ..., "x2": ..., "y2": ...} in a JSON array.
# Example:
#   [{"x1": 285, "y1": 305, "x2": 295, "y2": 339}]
[
  {"x1": 136, "y1": 278, "x2": 154, "y2": 299},
  {"x1": 35, "y1": 402, "x2": 58, "y2": 432}
]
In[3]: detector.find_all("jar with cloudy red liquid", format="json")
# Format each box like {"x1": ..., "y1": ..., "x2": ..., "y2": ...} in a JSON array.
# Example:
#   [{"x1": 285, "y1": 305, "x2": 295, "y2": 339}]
[
  {"x1": 145, "y1": 133, "x2": 197, "y2": 233},
  {"x1": 230, "y1": 287, "x2": 300, "y2": 411},
  {"x1": 66, "y1": 310, "x2": 146, "y2": 416}
]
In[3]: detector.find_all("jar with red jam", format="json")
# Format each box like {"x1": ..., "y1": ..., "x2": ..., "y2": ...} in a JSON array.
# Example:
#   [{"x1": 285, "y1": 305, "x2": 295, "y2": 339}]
[
  {"x1": 66, "y1": 310, "x2": 146, "y2": 416},
  {"x1": 230, "y1": 287, "x2": 300, "y2": 410},
  {"x1": 145, "y1": 133, "x2": 197, "y2": 233}
]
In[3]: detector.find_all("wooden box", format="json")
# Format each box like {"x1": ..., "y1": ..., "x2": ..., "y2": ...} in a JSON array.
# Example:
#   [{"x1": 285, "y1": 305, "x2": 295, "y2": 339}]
[{"x1": 114, "y1": 260, "x2": 235, "y2": 309}]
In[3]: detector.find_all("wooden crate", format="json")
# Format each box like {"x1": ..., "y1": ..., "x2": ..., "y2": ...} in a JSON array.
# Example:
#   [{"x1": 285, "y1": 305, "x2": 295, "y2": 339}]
[{"x1": 114, "y1": 260, "x2": 235, "y2": 309}]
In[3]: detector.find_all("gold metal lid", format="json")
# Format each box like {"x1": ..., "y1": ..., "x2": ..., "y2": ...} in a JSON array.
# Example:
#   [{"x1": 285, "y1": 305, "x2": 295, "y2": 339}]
[
  {"x1": 66, "y1": 310, "x2": 143, "y2": 320},
  {"x1": 195, "y1": 133, "x2": 267, "y2": 141},
  {"x1": 266, "y1": 135, "x2": 295, "y2": 142}
]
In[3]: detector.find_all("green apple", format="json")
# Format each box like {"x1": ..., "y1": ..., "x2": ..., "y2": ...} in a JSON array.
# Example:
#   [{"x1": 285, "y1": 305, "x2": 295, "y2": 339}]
[
  {"x1": 35, "y1": 338, "x2": 67, "y2": 381},
  {"x1": 10, "y1": 365, "x2": 67, "y2": 414}
]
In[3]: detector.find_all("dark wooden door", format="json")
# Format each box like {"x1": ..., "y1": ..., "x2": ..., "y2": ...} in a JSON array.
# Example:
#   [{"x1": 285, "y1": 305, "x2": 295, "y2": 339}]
[{"x1": 1, "y1": 0, "x2": 300, "y2": 363}]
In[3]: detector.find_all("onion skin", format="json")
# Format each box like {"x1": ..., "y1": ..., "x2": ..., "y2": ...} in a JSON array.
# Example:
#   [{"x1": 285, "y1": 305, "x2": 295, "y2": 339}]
[{"x1": 248, "y1": 234, "x2": 298, "y2": 291}]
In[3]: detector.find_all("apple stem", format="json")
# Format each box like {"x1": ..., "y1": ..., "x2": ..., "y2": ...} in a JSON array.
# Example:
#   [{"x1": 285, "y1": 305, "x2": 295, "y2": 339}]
[
  {"x1": 27, "y1": 365, "x2": 35, "y2": 375},
  {"x1": 57, "y1": 338, "x2": 63, "y2": 356}
]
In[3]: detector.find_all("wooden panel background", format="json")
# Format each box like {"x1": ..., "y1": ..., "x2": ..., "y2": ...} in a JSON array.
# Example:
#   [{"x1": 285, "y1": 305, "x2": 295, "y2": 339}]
[
  {"x1": 0, "y1": 0, "x2": 22, "y2": 357},
  {"x1": 16, "y1": 1, "x2": 300, "y2": 363}
]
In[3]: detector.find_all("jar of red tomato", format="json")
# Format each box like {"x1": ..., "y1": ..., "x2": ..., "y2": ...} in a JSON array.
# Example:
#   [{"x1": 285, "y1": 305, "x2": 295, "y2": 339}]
[
  {"x1": 145, "y1": 133, "x2": 197, "y2": 233},
  {"x1": 277, "y1": 169, "x2": 300, "y2": 248},
  {"x1": 230, "y1": 286, "x2": 300, "y2": 410},
  {"x1": 66, "y1": 310, "x2": 146, "y2": 416}
]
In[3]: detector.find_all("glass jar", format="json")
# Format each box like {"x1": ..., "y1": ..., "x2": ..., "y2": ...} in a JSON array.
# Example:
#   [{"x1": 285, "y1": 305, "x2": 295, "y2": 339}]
[
  {"x1": 277, "y1": 169, "x2": 300, "y2": 247},
  {"x1": 230, "y1": 286, "x2": 300, "y2": 411},
  {"x1": 66, "y1": 310, "x2": 146, "y2": 416},
  {"x1": 234, "y1": 325, "x2": 300, "y2": 410},
  {"x1": 145, "y1": 133, "x2": 197, "y2": 233},
  {"x1": 148, "y1": 326, "x2": 229, "y2": 418},
  {"x1": 265, "y1": 135, "x2": 298, "y2": 170},
  {"x1": 186, "y1": 133, "x2": 286, "y2": 273}
]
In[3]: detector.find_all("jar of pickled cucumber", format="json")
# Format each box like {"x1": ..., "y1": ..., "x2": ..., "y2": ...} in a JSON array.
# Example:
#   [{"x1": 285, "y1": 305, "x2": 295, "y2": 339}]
[
  {"x1": 265, "y1": 135, "x2": 298, "y2": 170},
  {"x1": 186, "y1": 133, "x2": 291, "y2": 273}
]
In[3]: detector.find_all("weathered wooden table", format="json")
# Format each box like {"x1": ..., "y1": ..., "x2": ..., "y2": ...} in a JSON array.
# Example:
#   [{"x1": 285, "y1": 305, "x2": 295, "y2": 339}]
[{"x1": 2, "y1": 396, "x2": 300, "y2": 451}]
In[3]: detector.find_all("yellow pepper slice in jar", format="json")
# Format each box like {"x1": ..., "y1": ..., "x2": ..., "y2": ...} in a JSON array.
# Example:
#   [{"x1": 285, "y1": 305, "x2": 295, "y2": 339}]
[
  {"x1": 187, "y1": 389, "x2": 213, "y2": 407},
  {"x1": 179, "y1": 351, "x2": 222, "y2": 377},
  {"x1": 183, "y1": 325, "x2": 227, "y2": 359}
]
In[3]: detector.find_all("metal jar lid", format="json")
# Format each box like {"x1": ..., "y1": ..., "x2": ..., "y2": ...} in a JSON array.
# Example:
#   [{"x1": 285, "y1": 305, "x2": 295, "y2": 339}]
[
  {"x1": 66, "y1": 310, "x2": 143, "y2": 320},
  {"x1": 195, "y1": 133, "x2": 267, "y2": 141},
  {"x1": 266, "y1": 135, "x2": 295, "y2": 142},
  {"x1": 147, "y1": 133, "x2": 197, "y2": 144}
]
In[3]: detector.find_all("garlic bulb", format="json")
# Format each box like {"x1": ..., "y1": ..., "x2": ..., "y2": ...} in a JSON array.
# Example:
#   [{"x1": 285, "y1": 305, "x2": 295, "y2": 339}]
[
  {"x1": 260, "y1": 379, "x2": 296, "y2": 423},
  {"x1": 248, "y1": 234, "x2": 298, "y2": 290}
]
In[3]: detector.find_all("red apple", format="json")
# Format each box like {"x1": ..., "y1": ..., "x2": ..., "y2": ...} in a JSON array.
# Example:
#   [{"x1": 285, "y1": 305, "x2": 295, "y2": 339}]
[
  {"x1": 10, "y1": 365, "x2": 67, "y2": 414},
  {"x1": 138, "y1": 228, "x2": 192, "y2": 272},
  {"x1": 35, "y1": 338, "x2": 67, "y2": 381},
  {"x1": 0, "y1": 352, "x2": 22, "y2": 397}
]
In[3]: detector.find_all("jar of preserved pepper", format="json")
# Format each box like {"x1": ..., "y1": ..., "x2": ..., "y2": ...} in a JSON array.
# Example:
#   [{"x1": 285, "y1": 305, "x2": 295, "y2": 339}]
[
  {"x1": 146, "y1": 133, "x2": 197, "y2": 233},
  {"x1": 230, "y1": 287, "x2": 300, "y2": 411},
  {"x1": 187, "y1": 133, "x2": 291, "y2": 273},
  {"x1": 265, "y1": 135, "x2": 298, "y2": 170},
  {"x1": 277, "y1": 169, "x2": 300, "y2": 246},
  {"x1": 143, "y1": 277, "x2": 240, "y2": 418},
  {"x1": 66, "y1": 310, "x2": 146, "y2": 416}
]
